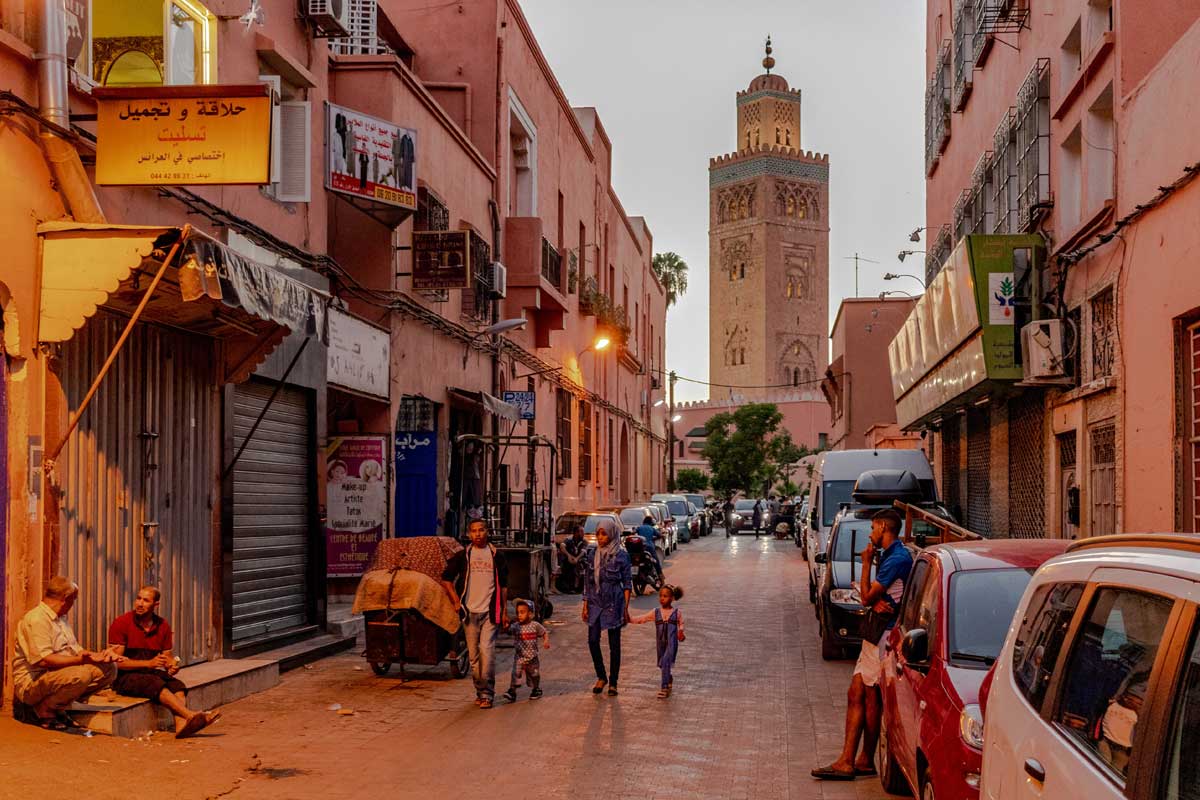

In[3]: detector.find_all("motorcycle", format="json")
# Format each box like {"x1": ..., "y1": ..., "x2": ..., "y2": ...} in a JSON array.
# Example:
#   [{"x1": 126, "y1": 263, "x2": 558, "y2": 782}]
[{"x1": 623, "y1": 533, "x2": 664, "y2": 595}]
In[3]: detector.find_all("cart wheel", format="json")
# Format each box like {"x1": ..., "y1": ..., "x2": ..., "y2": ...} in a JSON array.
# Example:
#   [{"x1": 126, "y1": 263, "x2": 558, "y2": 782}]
[
  {"x1": 450, "y1": 649, "x2": 469, "y2": 679},
  {"x1": 370, "y1": 661, "x2": 392, "y2": 676},
  {"x1": 538, "y1": 597, "x2": 554, "y2": 620}
]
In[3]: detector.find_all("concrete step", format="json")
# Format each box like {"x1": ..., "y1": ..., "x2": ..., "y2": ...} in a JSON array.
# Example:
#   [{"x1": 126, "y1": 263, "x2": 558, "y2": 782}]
[
  {"x1": 326, "y1": 603, "x2": 364, "y2": 640},
  {"x1": 64, "y1": 632, "x2": 353, "y2": 738}
]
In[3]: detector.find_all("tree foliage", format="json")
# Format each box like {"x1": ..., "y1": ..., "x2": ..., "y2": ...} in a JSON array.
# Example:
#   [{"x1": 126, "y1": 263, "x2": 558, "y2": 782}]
[
  {"x1": 651, "y1": 251, "x2": 689, "y2": 308},
  {"x1": 674, "y1": 468, "x2": 709, "y2": 493},
  {"x1": 702, "y1": 403, "x2": 793, "y2": 497}
]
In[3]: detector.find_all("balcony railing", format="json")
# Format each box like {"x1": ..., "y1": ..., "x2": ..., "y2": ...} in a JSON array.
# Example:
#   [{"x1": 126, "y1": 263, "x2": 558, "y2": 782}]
[
  {"x1": 541, "y1": 238, "x2": 562, "y2": 291},
  {"x1": 925, "y1": 40, "x2": 952, "y2": 176},
  {"x1": 1016, "y1": 59, "x2": 1052, "y2": 231},
  {"x1": 925, "y1": 224, "x2": 953, "y2": 286}
]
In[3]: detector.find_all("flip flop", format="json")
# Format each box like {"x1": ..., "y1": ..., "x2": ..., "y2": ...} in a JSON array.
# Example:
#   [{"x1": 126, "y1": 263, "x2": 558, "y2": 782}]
[
  {"x1": 810, "y1": 766, "x2": 856, "y2": 781},
  {"x1": 175, "y1": 713, "x2": 209, "y2": 739},
  {"x1": 34, "y1": 716, "x2": 71, "y2": 732},
  {"x1": 855, "y1": 766, "x2": 877, "y2": 777}
]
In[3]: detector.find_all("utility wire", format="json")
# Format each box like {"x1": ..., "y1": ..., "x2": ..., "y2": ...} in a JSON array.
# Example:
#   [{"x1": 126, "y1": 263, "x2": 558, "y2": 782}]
[{"x1": 647, "y1": 365, "x2": 845, "y2": 391}]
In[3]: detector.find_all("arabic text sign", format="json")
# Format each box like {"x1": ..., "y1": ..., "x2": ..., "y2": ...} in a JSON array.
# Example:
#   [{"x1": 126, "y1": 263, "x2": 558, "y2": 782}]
[
  {"x1": 95, "y1": 86, "x2": 271, "y2": 185},
  {"x1": 326, "y1": 435, "x2": 389, "y2": 578},
  {"x1": 412, "y1": 231, "x2": 471, "y2": 290},
  {"x1": 327, "y1": 308, "x2": 390, "y2": 400},
  {"x1": 326, "y1": 103, "x2": 417, "y2": 210},
  {"x1": 502, "y1": 390, "x2": 536, "y2": 420}
]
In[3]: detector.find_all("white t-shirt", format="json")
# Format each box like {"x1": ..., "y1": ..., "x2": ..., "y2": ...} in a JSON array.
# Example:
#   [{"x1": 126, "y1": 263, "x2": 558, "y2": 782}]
[{"x1": 463, "y1": 545, "x2": 495, "y2": 614}]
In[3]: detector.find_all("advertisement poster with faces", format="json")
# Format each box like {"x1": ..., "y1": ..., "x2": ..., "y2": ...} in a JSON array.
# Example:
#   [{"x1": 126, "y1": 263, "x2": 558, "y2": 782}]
[
  {"x1": 325, "y1": 435, "x2": 389, "y2": 577},
  {"x1": 326, "y1": 103, "x2": 417, "y2": 210}
]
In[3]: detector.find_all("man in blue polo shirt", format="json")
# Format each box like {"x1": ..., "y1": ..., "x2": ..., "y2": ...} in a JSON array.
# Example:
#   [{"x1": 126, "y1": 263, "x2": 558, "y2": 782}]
[{"x1": 812, "y1": 508, "x2": 912, "y2": 781}]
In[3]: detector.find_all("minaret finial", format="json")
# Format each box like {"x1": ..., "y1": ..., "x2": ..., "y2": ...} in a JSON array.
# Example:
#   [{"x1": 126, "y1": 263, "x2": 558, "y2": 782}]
[{"x1": 763, "y1": 35, "x2": 775, "y2": 73}]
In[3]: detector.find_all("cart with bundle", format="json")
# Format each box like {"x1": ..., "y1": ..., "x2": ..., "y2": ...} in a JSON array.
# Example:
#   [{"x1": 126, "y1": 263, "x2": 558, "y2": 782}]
[{"x1": 352, "y1": 536, "x2": 469, "y2": 678}]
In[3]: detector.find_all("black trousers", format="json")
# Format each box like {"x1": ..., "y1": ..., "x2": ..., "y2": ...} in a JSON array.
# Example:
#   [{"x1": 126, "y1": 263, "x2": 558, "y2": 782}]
[{"x1": 587, "y1": 624, "x2": 622, "y2": 684}]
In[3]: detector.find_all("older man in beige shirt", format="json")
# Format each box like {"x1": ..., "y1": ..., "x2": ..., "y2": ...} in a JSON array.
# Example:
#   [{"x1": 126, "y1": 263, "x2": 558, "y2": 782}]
[{"x1": 12, "y1": 576, "x2": 121, "y2": 730}]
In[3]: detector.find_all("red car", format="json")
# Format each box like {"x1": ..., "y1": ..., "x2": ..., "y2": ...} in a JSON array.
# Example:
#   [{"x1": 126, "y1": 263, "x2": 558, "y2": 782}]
[{"x1": 876, "y1": 539, "x2": 1068, "y2": 800}]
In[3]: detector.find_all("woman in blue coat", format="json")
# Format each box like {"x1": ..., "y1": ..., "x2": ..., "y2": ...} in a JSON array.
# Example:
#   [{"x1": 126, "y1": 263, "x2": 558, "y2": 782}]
[{"x1": 581, "y1": 520, "x2": 632, "y2": 696}]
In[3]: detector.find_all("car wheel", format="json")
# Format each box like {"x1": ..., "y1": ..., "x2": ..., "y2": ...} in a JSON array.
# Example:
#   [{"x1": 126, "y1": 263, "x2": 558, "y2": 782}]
[
  {"x1": 370, "y1": 661, "x2": 392, "y2": 677},
  {"x1": 920, "y1": 769, "x2": 935, "y2": 800},
  {"x1": 808, "y1": 574, "x2": 817, "y2": 604},
  {"x1": 876, "y1": 711, "x2": 911, "y2": 796},
  {"x1": 820, "y1": 619, "x2": 842, "y2": 661}
]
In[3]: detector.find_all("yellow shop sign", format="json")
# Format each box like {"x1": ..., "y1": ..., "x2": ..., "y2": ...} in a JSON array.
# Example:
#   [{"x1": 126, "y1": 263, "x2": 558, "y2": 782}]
[{"x1": 94, "y1": 85, "x2": 271, "y2": 186}]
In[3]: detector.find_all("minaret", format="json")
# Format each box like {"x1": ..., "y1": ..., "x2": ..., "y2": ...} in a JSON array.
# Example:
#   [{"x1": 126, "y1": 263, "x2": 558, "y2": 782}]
[{"x1": 708, "y1": 40, "x2": 830, "y2": 400}]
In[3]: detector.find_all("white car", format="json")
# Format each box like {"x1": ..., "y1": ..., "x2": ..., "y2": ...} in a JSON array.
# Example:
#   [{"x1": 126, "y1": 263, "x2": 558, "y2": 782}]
[{"x1": 980, "y1": 533, "x2": 1200, "y2": 800}]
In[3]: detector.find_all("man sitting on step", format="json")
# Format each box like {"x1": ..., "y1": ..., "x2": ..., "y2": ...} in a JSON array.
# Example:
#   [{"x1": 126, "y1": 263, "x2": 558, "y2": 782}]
[
  {"x1": 108, "y1": 586, "x2": 219, "y2": 739},
  {"x1": 12, "y1": 576, "x2": 122, "y2": 731}
]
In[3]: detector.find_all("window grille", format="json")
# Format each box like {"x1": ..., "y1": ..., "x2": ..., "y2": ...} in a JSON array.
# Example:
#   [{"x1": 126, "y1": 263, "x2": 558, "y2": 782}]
[
  {"x1": 925, "y1": 224, "x2": 953, "y2": 286},
  {"x1": 990, "y1": 108, "x2": 1018, "y2": 233},
  {"x1": 461, "y1": 231, "x2": 491, "y2": 323},
  {"x1": 416, "y1": 186, "x2": 449, "y2": 232},
  {"x1": 397, "y1": 395, "x2": 436, "y2": 432},
  {"x1": 952, "y1": 0, "x2": 976, "y2": 111},
  {"x1": 541, "y1": 238, "x2": 562, "y2": 290},
  {"x1": 967, "y1": 151, "x2": 994, "y2": 234},
  {"x1": 1065, "y1": 306, "x2": 1083, "y2": 386},
  {"x1": 1016, "y1": 59, "x2": 1052, "y2": 230},
  {"x1": 578, "y1": 400, "x2": 592, "y2": 481},
  {"x1": 1089, "y1": 422, "x2": 1116, "y2": 535},
  {"x1": 953, "y1": 190, "x2": 971, "y2": 243},
  {"x1": 1090, "y1": 287, "x2": 1115, "y2": 380},
  {"x1": 925, "y1": 40, "x2": 952, "y2": 175},
  {"x1": 974, "y1": 0, "x2": 1030, "y2": 68},
  {"x1": 556, "y1": 389, "x2": 572, "y2": 480},
  {"x1": 1058, "y1": 430, "x2": 1077, "y2": 469},
  {"x1": 328, "y1": 0, "x2": 394, "y2": 56}
]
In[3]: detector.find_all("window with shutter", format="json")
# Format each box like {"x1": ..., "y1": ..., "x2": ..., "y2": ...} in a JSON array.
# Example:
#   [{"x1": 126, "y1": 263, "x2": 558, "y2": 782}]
[
  {"x1": 258, "y1": 74, "x2": 282, "y2": 184},
  {"x1": 274, "y1": 101, "x2": 311, "y2": 203}
]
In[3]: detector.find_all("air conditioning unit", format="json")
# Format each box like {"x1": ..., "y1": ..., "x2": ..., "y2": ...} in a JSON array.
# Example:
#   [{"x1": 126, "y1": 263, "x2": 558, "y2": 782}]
[
  {"x1": 489, "y1": 261, "x2": 508, "y2": 299},
  {"x1": 1021, "y1": 319, "x2": 1067, "y2": 382},
  {"x1": 305, "y1": 0, "x2": 350, "y2": 37}
]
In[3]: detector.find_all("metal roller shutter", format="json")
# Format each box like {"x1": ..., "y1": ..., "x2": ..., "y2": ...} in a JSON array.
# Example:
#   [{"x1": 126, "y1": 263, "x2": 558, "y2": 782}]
[
  {"x1": 1008, "y1": 392, "x2": 1046, "y2": 538},
  {"x1": 966, "y1": 406, "x2": 992, "y2": 536},
  {"x1": 231, "y1": 381, "x2": 312, "y2": 644}
]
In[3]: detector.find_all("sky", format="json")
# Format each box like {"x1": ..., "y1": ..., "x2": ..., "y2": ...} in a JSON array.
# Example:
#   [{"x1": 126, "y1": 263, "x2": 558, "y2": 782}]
[{"x1": 522, "y1": 0, "x2": 927, "y2": 402}]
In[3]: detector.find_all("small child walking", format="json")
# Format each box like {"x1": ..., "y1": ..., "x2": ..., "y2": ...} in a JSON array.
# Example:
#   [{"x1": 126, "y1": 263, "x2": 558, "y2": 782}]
[
  {"x1": 503, "y1": 599, "x2": 550, "y2": 702},
  {"x1": 631, "y1": 585, "x2": 685, "y2": 698}
]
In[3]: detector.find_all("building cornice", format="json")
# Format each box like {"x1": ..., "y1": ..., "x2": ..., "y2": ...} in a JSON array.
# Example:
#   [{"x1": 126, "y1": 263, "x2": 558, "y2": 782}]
[
  {"x1": 736, "y1": 88, "x2": 802, "y2": 106},
  {"x1": 709, "y1": 148, "x2": 830, "y2": 187}
]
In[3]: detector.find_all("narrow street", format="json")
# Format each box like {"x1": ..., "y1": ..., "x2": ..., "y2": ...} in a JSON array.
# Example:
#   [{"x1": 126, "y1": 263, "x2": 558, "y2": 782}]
[{"x1": 1, "y1": 533, "x2": 888, "y2": 800}]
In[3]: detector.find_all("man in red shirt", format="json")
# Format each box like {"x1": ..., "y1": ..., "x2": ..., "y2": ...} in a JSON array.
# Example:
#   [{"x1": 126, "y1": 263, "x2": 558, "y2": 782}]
[{"x1": 108, "y1": 586, "x2": 218, "y2": 738}]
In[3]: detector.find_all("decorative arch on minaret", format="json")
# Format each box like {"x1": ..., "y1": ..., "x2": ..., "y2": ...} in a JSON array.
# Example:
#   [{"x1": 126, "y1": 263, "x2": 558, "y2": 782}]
[{"x1": 778, "y1": 338, "x2": 817, "y2": 387}]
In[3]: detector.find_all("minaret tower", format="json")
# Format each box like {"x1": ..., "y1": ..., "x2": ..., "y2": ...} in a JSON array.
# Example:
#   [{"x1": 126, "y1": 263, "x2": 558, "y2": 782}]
[{"x1": 708, "y1": 39, "x2": 830, "y2": 399}]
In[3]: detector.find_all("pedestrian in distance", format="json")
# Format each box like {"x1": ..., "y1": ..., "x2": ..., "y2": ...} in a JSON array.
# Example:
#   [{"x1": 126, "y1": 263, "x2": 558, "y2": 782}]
[
  {"x1": 811, "y1": 508, "x2": 913, "y2": 781},
  {"x1": 581, "y1": 520, "x2": 632, "y2": 696},
  {"x1": 630, "y1": 584, "x2": 685, "y2": 699},
  {"x1": 502, "y1": 599, "x2": 550, "y2": 703},
  {"x1": 441, "y1": 519, "x2": 510, "y2": 709},
  {"x1": 752, "y1": 499, "x2": 764, "y2": 537},
  {"x1": 723, "y1": 495, "x2": 735, "y2": 538},
  {"x1": 556, "y1": 523, "x2": 587, "y2": 593},
  {"x1": 108, "y1": 585, "x2": 219, "y2": 738}
]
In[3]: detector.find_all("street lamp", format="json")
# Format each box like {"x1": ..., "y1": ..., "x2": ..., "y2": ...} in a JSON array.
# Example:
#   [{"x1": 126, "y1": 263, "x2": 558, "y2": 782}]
[
  {"x1": 593, "y1": 335, "x2": 611, "y2": 352},
  {"x1": 463, "y1": 318, "x2": 527, "y2": 368},
  {"x1": 879, "y1": 289, "x2": 918, "y2": 300},
  {"x1": 909, "y1": 227, "x2": 925, "y2": 242},
  {"x1": 894, "y1": 250, "x2": 926, "y2": 264},
  {"x1": 671, "y1": 413, "x2": 682, "y2": 423},
  {"x1": 885, "y1": 270, "x2": 926, "y2": 287}
]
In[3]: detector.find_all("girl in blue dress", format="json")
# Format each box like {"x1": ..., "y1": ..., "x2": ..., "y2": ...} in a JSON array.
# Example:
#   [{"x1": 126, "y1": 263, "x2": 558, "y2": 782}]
[{"x1": 631, "y1": 584, "x2": 685, "y2": 698}]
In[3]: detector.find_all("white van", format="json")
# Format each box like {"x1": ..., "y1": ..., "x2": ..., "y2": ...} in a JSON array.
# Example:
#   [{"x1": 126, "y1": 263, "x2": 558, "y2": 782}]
[{"x1": 802, "y1": 448, "x2": 937, "y2": 603}]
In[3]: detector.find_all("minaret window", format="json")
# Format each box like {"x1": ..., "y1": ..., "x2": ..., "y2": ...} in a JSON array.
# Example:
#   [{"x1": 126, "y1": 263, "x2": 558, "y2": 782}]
[
  {"x1": 739, "y1": 349, "x2": 746, "y2": 365},
  {"x1": 739, "y1": 263, "x2": 745, "y2": 279},
  {"x1": 754, "y1": 128, "x2": 760, "y2": 146},
  {"x1": 786, "y1": 196, "x2": 795, "y2": 216},
  {"x1": 776, "y1": 128, "x2": 782, "y2": 145},
  {"x1": 745, "y1": 131, "x2": 751, "y2": 150},
  {"x1": 798, "y1": 199, "x2": 808, "y2": 220},
  {"x1": 792, "y1": 368, "x2": 800, "y2": 386},
  {"x1": 786, "y1": 130, "x2": 792, "y2": 147}
]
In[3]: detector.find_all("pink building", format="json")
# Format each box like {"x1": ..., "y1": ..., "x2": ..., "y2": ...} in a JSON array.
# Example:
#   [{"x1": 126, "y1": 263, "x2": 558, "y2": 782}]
[
  {"x1": 0, "y1": 0, "x2": 665, "y2": 702},
  {"x1": 823, "y1": 297, "x2": 920, "y2": 450},
  {"x1": 900, "y1": 0, "x2": 1200, "y2": 536}
]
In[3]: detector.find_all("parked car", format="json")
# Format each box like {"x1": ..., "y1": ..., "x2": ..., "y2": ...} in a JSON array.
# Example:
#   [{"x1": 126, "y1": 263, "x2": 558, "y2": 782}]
[
  {"x1": 652, "y1": 493, "x2": 695, "y2": 544},
  {"x1": 804, "y1": 450, "x2": 939, "y2": 606},
  {"x1": 601, "y1": 505, "x2": 668, "y2": 562},
  {"x1": 978, "y1": 534, "x2": 1200, "y2": 800},
  {"x1": 875, "y1": 538, "x2": 1069, "y2": 800},
  {"x1": 646, "y1": 501, "x2": 677, "y2": 553},
  {"x1": 795, "y1": 498, "x2": 810, "y2": 550},
  {"x1": 683, "y1": 493, "x2": 710, "y2": 536},
  {"x1": 552, "y1": 511, "x2": 622, "y2": 547}
]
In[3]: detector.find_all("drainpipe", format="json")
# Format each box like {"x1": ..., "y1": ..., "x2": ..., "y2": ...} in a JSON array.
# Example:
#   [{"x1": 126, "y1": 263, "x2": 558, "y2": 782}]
[{"x1": 37, "y1": 0, "x2": 104, "y2": 222}]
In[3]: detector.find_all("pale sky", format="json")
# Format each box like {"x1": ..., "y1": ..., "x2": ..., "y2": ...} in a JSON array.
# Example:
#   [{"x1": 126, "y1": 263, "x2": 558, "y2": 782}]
[{"x1": 522, "y1": 0, "x2": 927, "y2": 402}]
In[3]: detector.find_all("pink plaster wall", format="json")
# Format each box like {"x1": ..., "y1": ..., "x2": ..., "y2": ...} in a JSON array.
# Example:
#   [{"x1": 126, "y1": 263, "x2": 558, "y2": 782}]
[{"x1": 829, "y1": 298, "x2": 916, "y2": 450}]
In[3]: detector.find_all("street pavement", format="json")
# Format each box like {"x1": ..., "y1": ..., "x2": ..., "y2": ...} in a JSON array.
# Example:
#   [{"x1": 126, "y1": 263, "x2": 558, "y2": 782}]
[{"x1": 1, "y1": 531, "x2": 892, "y2": 800}]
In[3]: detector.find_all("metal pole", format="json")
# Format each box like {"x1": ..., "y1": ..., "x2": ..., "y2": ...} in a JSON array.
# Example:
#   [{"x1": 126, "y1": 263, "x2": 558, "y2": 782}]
[
  {"x1": 668, "y1": 370, "x2": 677, "y2": 491},
  {"x1": 44, "y1": 224, "x2": 191, "y2": 473}
]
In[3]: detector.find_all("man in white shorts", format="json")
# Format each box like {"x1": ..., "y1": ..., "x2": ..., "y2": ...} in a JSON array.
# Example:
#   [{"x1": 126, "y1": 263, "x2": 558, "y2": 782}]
[{"x1": 812, "y1": 509, "x2": 912, "y2": 781}]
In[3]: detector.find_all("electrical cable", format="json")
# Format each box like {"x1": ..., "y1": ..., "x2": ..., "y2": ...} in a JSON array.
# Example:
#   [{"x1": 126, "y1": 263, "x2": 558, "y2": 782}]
[{"x1": 646, "y1": 364, "x2": 845, "y2": 392}]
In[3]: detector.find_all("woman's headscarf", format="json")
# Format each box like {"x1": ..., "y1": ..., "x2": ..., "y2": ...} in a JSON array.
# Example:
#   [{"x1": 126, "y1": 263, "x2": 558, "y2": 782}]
[{"x1": 593, "y1": 520, "x2": 623, "y2": 589}]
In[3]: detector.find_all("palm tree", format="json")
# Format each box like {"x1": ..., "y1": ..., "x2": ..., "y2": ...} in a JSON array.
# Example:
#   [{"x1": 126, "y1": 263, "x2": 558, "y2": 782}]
[{"x1": 652, "y1": 251, "x2": 689, "y2": 308}]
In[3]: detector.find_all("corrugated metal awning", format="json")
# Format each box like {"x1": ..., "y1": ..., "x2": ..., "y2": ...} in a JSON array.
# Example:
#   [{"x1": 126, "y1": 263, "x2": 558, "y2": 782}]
[{"x1": 37, "y1": 222, "x2": 328, "y2": 345}]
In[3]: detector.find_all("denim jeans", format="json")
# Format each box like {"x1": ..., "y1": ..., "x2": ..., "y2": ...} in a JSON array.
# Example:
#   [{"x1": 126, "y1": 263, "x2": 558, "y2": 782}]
[
  {"x1": 463, "y1": 611, "x2": 497, "y2": 698},
  {"x1": 588, "y1": 624, "x2": 622, "y2": 685}
]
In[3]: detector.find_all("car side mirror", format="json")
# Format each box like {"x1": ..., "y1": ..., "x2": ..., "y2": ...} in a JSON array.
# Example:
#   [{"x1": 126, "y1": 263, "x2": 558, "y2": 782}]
[
  {"x1": 901, "y1": 628, "x2": 930, "y2": 666},
  {"x1": 814, "y1": 552, "x2": 828, "y2": 564}
]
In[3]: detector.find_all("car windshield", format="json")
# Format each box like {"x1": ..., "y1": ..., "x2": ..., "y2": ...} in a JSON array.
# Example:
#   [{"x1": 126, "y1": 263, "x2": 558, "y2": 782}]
[
  {"x1": 684, "y1": 495, "x2": 704, "y2": 508},
  {"x1": 949, "y1": 568, "x2": 1036, "y2": 665},
  {"x1": 821, "y1": 480, "x2": 857, "y2": 527},
  {"x1": 735, "y1": 500, "x2": 757, "y2": 511},
  {"x1": 831, "y1": 521, "x2": 873, "y2": 562},
  {"x1": 619, "y1": 508, "x2": 648, "y2": 525},
  {"x1": 666, "y1": 500, "x2": 689, "y2": 516}
]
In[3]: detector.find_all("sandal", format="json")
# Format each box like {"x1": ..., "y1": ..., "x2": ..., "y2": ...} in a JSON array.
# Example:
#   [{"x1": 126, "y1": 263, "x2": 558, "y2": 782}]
[
  {"x1": 657, "y1": 688, "x2": 669, "y2": 699},
  {"x1": 592, "y1": 680, "x2": 607, "y2": 695},
  {"x1": 478, "y1": 697, "x2": 493, "y2": 709},
  {"x1": 34, "y1": 716, "x2": 71, "y2": 732},
  {"x1": 176, "y1": 712, "x2": 209, "y2": 739},
  {"x1": 810, "y1": 765, "x2": 856, "y2": 781},
  {"x1": 607, "y1": 684, "x2": 618, "y2": 697}
]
